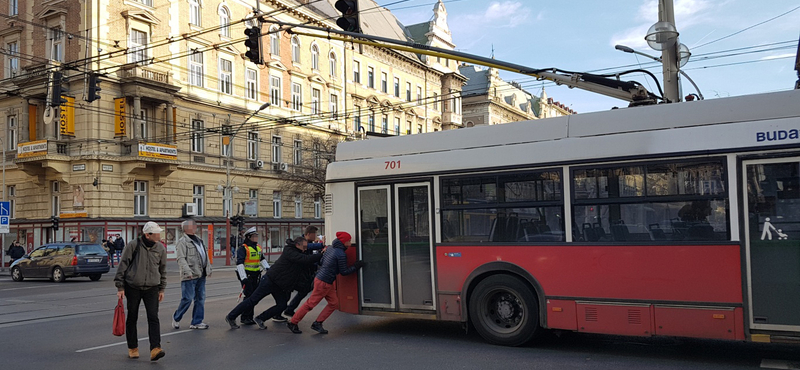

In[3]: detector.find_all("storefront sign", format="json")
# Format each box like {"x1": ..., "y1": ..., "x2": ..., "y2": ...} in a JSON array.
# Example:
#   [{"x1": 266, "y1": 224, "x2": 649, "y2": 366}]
[
  {"x1": 73, "y1": 164, "x2": 86, "y2": 171},
  {"x1": 114, "y1": 97, "x2": 126, "y2": 137},
  {"x1": 138, "y1": 143, "x2": 178, "y2": 160},
  {"x1": 17, "y1": 140, "x2": 48, "y2": 158},
  {"x1": 59, "y1": 96, "x2": 75, "y2": 136},
  {"x1": 60, "y1": 211, "x2": 89, "y2": 219}
]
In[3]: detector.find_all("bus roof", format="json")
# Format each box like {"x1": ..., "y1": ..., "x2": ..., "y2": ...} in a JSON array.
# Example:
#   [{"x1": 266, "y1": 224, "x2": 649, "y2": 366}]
[{"x1": 329, "y1": 90, "x2": 800, "y2": 182}]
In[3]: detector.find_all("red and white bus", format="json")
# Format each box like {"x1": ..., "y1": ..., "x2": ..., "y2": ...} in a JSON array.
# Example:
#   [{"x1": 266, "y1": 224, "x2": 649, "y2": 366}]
[{"x1": 324, "y1": 89, "x2": 800, "y2": 346}]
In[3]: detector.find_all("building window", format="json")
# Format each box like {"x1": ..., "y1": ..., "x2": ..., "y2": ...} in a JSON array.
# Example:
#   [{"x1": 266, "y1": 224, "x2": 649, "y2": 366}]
[
  {"x1": 368, "y1": 112, "x2": 375, "y2": 132},
  {"x1": 381, "y1": 72, "x2": 388, "y2": 93},
  {"x1": 191, "y1": 119, "x2": 204, "y2": 153},
  {"x1": 49, "y1": 27, "x2": 63, "y2": 62},
  {"x1": 247, "y1": 131, "x2": 258, "y2": 160},
  {"x1": 381, "y1": 115, "x2": 388, "y2": 134},
  {"x1": 249, "y1": 189, "x2": 258, "y2": 216},
  {"x1": 219, "y1": 58, "x2": 232, "y2": 95},
  {"x1": 329, "y1": 52, "x2": 337, "y2": 78},
  {"x1": 418, "y1": 123, "x2": 423, "y2": 134},
  {"x1": 330, "y1": 94, "x2": 338, "y2": 119},
  {"x1": 189, "y1": 0, "x2": 201, "y2": 27},
  {"x1": 6, "y1": 42, "x2": 18, "y2": 78},
  {"x1": 394, "y1": 117, "x2": 400, "y2": 135},
  {"x1": 189, "y1": 50, "x2": 204, "y2": 87},
  {"x1": 135, "y1": 0, "x2": 153, "y2": 5},
  {"x1": 294, "y1": 195, "x2": 302, "y2": 218},
  {"x1": 433, "y1": 92, "x2": 438, "y2": 110},
  {"x1": 269, "y1": 26, "x2": 280, "y2": 55},
  {"x1": 406, "y1": 82, "x2": 412, "y2": 102},
  {"x1": 367, "y1": 66, "x2": 374, "y2": 89},
  {"x1": 355, "y1": 106, "x2": 362, "y2": 131},
  {"x1": 417, "y1": 86, "x2": 422, "y2": 104},
  {"x1": 219, "y1": 6, "x2": 230, "y2": 38},
  {"x1": 9, "y1": 0, "x2": 18, "y2": 16},
  {"x1": 246, "y1": 68, "x2": 257, "y2": 100},
  {"x1": 407, "y1": 120, "x2": 412, "y2": 135},
  {"x1": 193, "y1": 185, "x2": 205, "y2": 216},
  {"x1": 291, "y1": 36, "x2": 300, "y2": 63},
  {"x1": 129, "y1": 29, "x2": 148, "y2": 63},
  {"x1": 311, "y1": 44, "x2": 319, "y2": 70},
  {"x1": 270, "y1": 75, "x2": 281, "y2": 106},
  {"x1": 51, "y1": 181, "x2": 60, "y2": 217},
  {"x1": 314, "y1": 196, "x2": 321, "y2": 219},
  {"x1": 221, "y1": 131, "x2": 231, "y2": 157},
  {"x1": 271, "y1": 136, "x2": 281, "y2": 163},
  {"x1": 7, "y1": 115, "x2": 16, "y2": 150},
  {"x1": 291, "y1": 82, "x2": 302, "y2": 111},
  {"x1": 393, "y1": 77, "x2": 400, "y2": 97},
  {"x1": 353, "y1": 60, "x2": 360, "y2": 83},
  {"x1": 313, "y1": 142, "x2": 321, "y2": 169},
  {"x1": 272, "y1": 191, "x2": 282, "y2": 218},
  {"x1": 311, "y1": 88, "x2": 320, "y2": 115},
  {"x1": 138, "y1": 108, "x2": 149, "y2": 140},
  {"x1": 453, "y1": 94, "x2": 462, "y2": 114},
  {"x1": 7, "y1": 185, "x2": 15, "y2": 218},
  {"x1": 293, "y1": 140, "x2": 302, "y2": 166},
  {"x1": 134, "y1": 181, "x2": 147, "y2": 216}
]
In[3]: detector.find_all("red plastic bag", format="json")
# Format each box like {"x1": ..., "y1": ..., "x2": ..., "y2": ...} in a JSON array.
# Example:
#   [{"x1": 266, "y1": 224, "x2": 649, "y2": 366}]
[{"x1": 113, "y1": 297, "x2": 125, "y2": 336}]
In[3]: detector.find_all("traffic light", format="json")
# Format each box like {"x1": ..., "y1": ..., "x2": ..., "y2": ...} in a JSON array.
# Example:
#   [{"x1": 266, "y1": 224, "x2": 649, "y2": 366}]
[
  {"x1": 51, "y1": 216, "x2": 59, "y2": 231},
  {"x1": 49, "y1": 72, "x2": 67, "y2": 107},
  {"x1": 334, "y1": 0, "x2": 361, "y2": 33},
  {"x1": 86, "y1": 73, "x2": 101, "y2": 103},
  {"x1": 244, "y1": 26, "x2": 261, "y2": 64}
]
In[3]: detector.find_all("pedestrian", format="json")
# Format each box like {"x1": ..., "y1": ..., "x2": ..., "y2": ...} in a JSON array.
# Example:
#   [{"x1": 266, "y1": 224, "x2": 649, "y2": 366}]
[
  {"x1": 114, "y1": 234, "x2": 126, "y2": 263},
  {"x1": 225, "y1": 236, "x2": 322, "y2": 329},
  {"x1": 287, "y1": 232, "x2": 364, "y2": 334},
  {"x1": 7, "y1": 240, "x2": 25, "y2": 263},
  {"x1": 101, "y1": 238, "x2": 114, "y2": 267},
  {"x1": 172, "y1": 219, "x2": 211, "y2": 330},
  {"x1": 272, "y1": 226, "x2": 324, "y2": 322},
  {"x1": 114, "y1": 222, "x2": 167, "y2": 361},
  {"x1": 229, "y1": 227, "x2": 269, "y2": 326}
]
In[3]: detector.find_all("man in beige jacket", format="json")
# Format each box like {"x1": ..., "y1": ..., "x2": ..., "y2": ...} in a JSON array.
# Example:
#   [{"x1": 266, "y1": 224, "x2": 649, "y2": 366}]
[{"x1": 172, "y1": 219, "x2": 212, "y2": 330}]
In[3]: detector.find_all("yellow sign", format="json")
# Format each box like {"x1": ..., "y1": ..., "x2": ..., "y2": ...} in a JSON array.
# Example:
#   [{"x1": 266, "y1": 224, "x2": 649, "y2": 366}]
[
  {"x1": 138, "y1": 143, "x2": 178, "y2": 160},
  {"x1": 59, "y1": 96, "x2": 75, "y2": 136},
  {"x1": 60, "y1": 211, "x2": 89, "y2": 219},
  {"x1": 17, "y1": 140, "x2": 48, "y2": 158},
  {"x1": 114, "y1": 97, "x2": 126, "y2": 137}
]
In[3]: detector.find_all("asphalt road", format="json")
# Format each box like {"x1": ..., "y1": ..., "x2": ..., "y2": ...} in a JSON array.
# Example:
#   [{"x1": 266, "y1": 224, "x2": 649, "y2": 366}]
[{"x1": 1, "y1": 264, "x2": 799, "y2": 369}]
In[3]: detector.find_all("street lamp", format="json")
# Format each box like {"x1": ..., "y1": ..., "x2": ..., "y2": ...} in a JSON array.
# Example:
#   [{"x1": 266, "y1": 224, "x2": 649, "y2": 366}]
[
  {"x1": 645, "y1": 0, "x2": 681, "y2": 102},
  {"x1": 615, "y1": 44, "x2": 704, "y2": 101}
]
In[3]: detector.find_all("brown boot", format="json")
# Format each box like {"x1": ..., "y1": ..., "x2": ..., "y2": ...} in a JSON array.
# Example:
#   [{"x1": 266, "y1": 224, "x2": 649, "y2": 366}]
[
  {"x1": 128, "y1": 348, "x2": 139, "y2": 359},
  {"x1": 150, "y1": 347, "x2": 165, "y2": 361}
]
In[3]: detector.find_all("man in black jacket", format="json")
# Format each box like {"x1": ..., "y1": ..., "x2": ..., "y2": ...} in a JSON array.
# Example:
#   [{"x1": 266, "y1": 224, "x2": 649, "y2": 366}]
[
  {"x1": 7, "y1": 240, "x2": 25, "y2": 262},
  {"x1": 272, "y1": 226, "x2": 324, "y2": 322},
  {"x1": 224, "y1": 237, "x2": 322, "y2": 330}
]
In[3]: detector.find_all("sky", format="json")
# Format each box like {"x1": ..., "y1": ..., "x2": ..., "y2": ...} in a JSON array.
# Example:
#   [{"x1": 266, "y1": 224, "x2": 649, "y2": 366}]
[{"x1": 385, "y1": 0, "x2": 800, "y2": 113}]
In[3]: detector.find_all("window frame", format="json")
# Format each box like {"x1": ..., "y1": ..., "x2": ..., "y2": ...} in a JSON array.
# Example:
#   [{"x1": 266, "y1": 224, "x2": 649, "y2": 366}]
[
  {"x1": 293, "y1": 140, "x2": 302, "y2": 166},
  {"x1": 353, "y1": 60, "x2": 361, "y2": 83},
  {"x1": 190, "y1": 119, "x2": 204, "y2": 153},
  {"x1": 270, "y1": 75, "x2": 281, "y2": 106},
  {"x1": 271, "y1": 136, "x2": 282, "y2": 163},
  {"x1": 219, "y1": 6, "x2": 230, "y2": 38},
  {"x1": 311, "y1": 44, "x2": 319, "y2": 70},
  {"x1": 189, "y1": 0, "x2": 202, "y2": 27},
  {"x1": 273, "y1": 191, "x2": 282, "y2": 218},
  {"x1": 367, "y1": 66, "x2": 375, "y2": 89},
  {"x1": 291, "y1": 82, "x2": 302, "y2": 111},
  {"x1": 291, "y1": 36, "x2": 301, "y2": 63},
  {"x1": 247, "y1": 131, "x2": 259, "y2": 160},
  {"x1": 246, "y1": 68, "x2": 258, "y2": 100},
  {"x1": 6, "y1": 41, "x2": 19, "y2": 78},
  {"x1": 193, "y1": 185, "x2": 205, "y2": 216},
  {"x1": 134, "y1": 180, "x2": 148, "y2": 216},
  {"x1": 189, "y1": 49, "x2": 204, "y2": 87},
  {"x1": 7, "y1": 114, "x2": 17, "y2": 150},
  {"x1": 294, "y1": 194, "x2": 302, "y2": 218}
]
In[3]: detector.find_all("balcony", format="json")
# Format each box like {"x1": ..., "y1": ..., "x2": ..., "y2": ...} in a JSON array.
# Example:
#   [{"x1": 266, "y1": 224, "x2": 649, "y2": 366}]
[
  {"x1": 117, "y1": 66, "x2": 181, "y2": 101},
  {"x1": 118, "y1": 66, "x2": 171, "y2": 85}
]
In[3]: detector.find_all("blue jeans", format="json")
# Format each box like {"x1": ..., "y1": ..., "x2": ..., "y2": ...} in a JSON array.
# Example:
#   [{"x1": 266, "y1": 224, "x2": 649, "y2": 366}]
[{"x1": 173, "y1": 276, "x2": 206, "y2": 325}]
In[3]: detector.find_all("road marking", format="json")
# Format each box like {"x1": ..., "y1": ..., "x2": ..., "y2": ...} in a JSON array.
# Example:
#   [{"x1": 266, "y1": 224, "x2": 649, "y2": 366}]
[
  {"x1": 761, "y1": 359, "x2": 800, "y2": 369},
  {"x1": 76, "y1": 329, "x2": 193, "y2": 352},
  {"x1": 0, "y1": 285, "x2": 58, "y2": 292}
]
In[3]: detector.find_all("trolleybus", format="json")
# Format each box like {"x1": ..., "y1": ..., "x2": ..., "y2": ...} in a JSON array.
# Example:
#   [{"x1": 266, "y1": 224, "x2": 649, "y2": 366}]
[{"x1": 324, "y1": 89, "x2": 800, "y2": 346}]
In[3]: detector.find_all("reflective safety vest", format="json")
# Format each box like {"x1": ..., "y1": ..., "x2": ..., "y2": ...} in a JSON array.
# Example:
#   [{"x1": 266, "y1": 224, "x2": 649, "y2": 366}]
[{"x1": 243, "y1": 244, "x2": 262, "y2": 272}]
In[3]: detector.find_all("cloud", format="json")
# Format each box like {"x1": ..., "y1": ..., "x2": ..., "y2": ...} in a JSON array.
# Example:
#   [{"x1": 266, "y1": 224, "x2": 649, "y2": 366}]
[
  {"x1": 458, "y1": 1, "x2": 532, "y2": 28},
  {"x1": 610, "y1": 0, "x2": 716, "y2": 48}
]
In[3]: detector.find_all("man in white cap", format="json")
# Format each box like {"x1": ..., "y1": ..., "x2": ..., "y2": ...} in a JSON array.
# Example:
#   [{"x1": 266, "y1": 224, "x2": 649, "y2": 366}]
[
  {"x1": 226, "y1": 226, "x2": 269, "y2": 327},
  {"x1": 114, "y1": 221, "x2": 167, "y2": 361}
]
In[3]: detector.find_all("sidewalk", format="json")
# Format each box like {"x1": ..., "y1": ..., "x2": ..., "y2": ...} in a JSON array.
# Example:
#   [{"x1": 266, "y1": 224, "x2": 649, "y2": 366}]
[{"x1": 0, "y1": 256, "x2": 237, "y2": 276}]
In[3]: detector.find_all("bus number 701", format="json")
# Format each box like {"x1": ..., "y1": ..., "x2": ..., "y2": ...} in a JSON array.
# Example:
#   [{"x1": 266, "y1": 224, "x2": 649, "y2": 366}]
[{"x1": 385, "y1": 161, "x2": 400, "y2": 170}]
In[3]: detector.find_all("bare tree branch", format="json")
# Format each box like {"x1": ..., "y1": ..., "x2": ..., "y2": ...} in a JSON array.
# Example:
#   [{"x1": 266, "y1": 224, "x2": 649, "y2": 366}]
[{"x1": 276, "y1": 134, "x2": 342, "y2": 197}]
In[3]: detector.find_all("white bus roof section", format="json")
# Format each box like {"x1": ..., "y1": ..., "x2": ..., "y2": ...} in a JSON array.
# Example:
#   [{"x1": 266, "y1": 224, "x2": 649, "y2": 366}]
[{"x1": 329, "y1": 90, "x2": 800, "y2": 181}]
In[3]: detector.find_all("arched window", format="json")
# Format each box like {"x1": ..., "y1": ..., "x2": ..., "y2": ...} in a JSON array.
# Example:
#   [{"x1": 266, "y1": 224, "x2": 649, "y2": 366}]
[
  {"x1": 219, "y1": 7, "x2": 230, "y2": 38},
  {"x1": 329, "y1": 52, "x2": 337, "y2": 78},
  {"x1": 269, "y1": 26, "x2": 280, "y2": 56},
  {"x1": 291, "y1": 36, "x2": 301, "y2": 63},
  {"x1": 311, "y1": 44, "x2": 319, "y2": 70},
  {"x1": 189, "y1": 0, "x2": 201, "y2": 27}
]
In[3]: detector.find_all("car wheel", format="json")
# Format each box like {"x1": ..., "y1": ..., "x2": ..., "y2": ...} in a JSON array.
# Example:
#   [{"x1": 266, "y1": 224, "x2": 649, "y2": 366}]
[
  {"x1": 11, "y1": 266, "x2": 24, "y2": 282},
  {"x1": 52, "y1": 266, "x2": 66, "y2": 283},
  {"x1": 89, "y1": 274, "x2": 102, "y2": 281},
  {"x1": 469, "y1": 274, "x2": 539, "y2": 346}
]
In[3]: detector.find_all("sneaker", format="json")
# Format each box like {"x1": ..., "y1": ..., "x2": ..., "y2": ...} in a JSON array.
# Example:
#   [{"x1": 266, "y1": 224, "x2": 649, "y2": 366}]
[
  {"x1": 253, "y1": 317, "x2": 267, "y2": 330},
  {"x1": 171, "y1": 319, "x2": 180, "y2": 329},
  {"x1": 311, "y1": 321, "x2": 328, "y2": 334},
  {"x1": 189, "y1": 323, "x2": 209, "y2": 330},
  {"x1": 150, "y1": 347, "x2": 165, "y2": 362},
  {"x1": 287, "y1": 322, "x2": 302, "y2": 334},
  {"x1": 283, "y1": 309, "x2": 295, "y2": 317},
  {"x1": 225, "y1": 316, "x2": 240, "y2": 329},
  {"x1": 241, "y1": 318, "x2": 256, "y2": 326},
  {"x1": 272, "y1": 314, "x2": 288, "y2": 322},
  {"x1": 128, "y1": 348, "x2": 139, "y2": 359}
]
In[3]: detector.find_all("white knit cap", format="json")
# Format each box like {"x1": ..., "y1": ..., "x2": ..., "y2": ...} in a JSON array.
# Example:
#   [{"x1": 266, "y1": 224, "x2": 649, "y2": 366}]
[{"x1": 142, "y1": 221, "x2": 164, "y2": 234}]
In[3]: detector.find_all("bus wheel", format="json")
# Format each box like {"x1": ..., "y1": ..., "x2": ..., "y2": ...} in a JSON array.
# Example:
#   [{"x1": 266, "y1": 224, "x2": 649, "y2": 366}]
[{"x1": 469, "y1": 274, "x2": 539, "y2": 346}]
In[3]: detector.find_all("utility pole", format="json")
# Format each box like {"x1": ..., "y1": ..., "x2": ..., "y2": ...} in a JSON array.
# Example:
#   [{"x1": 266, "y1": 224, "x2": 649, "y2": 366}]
[
  {"x1": 659, "y1": 0, "x2": 681, "y2": 102},
  {"x1": 794, "y1": 32, "x2": 799, "y2": 89}
]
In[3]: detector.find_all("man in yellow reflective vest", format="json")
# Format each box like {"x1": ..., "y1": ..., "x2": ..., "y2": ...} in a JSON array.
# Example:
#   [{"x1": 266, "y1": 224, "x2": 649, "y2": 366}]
[{"x1": 228, "y1": 227, "x2": 269, "y2": 326}]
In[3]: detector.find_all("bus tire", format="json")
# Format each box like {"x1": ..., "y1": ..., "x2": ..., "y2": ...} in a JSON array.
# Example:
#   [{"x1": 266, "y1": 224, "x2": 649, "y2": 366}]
[{"x1": 469, "y1": 274, "x2": 539, "y2": 346}]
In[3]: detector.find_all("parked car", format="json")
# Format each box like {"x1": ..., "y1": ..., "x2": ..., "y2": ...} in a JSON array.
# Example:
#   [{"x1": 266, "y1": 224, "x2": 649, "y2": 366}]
[{"x1": 10, "y1": 243, "x2": 110, "y2": 282}]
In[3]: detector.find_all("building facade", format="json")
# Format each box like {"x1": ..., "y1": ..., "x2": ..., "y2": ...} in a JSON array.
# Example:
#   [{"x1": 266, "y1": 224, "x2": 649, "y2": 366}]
[{"x1": 0, "y1": 0, "x2": 462, "y2": 263}]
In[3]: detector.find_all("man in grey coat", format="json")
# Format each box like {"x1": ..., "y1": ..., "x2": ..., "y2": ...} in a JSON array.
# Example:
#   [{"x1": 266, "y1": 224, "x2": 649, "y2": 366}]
[{"x1": 172, "y1": 219, "x2": 212, "y2": 330}]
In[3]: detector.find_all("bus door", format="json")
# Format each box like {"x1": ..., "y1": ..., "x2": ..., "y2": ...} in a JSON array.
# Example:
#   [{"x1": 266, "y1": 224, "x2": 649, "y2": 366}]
[{"x1": 743, "y1": 158, "x2": 800, "y2": 332}]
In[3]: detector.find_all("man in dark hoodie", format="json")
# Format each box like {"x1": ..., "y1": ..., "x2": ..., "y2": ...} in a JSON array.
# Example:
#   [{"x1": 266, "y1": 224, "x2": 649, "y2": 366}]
[
  {"x1": 225, "y1": 236, "x2": 322, "y2": 330},
  {"x1": 288, "y1": 231, "x2": 364, "y2": 334}
]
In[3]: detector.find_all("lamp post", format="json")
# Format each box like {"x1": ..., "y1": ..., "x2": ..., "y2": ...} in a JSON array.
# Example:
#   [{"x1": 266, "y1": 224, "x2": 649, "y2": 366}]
[
  {"x1": 615, "y1": 44, "x2": 704, "y2": 100},
  {"x1": 223, "y1": 102, "x2": 270, "y2": 265},
  {"x1": 644, "y1": 0, "x2": 681, "y2": 102}
]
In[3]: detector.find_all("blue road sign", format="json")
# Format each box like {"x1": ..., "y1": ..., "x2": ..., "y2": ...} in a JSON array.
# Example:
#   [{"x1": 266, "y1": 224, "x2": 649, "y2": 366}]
[{"x1": 0, "y1": 201, "x2": 9, "y2": 217}]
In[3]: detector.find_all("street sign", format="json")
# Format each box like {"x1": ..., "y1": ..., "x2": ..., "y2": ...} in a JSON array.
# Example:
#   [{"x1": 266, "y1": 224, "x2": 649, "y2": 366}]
[{"x1": 0, "y1": 201, "x2": 11, "y2": 234}]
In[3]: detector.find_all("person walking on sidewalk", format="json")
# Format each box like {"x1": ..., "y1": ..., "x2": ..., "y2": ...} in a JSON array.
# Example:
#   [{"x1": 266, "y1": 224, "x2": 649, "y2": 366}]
[
  {"x1": 7, "y1": 240, "x2": 25, "y2": 263},
  {"x1": 229, "y1": 227, "x2": 269, "y2": 326},
  {"x1": 288, "y1": 232, "x2": 364, "y2": 334},
  {"x1": 225, "y1": 236, "x2": 323, "y2": 330},
  {"x1": 172, "y1": 219, "x2": 212, "y2": 330},
  {"x1": 114, "y1": 221, "x2": 167, "y2": 361},
  {"x1": 272, "y1": 226, "x2": 324, "y2": 322}
]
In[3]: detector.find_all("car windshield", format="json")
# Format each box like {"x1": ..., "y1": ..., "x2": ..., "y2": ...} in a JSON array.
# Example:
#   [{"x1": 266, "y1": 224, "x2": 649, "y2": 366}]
[{"x1": 76, "y1": 244, "x2": 106, "y2": 256}]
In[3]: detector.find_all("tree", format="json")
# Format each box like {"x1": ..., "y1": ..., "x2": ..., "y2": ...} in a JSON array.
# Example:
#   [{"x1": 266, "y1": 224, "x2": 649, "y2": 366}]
[{"x1": 276, "y1": 134, "x2": 342, "y2": 198}]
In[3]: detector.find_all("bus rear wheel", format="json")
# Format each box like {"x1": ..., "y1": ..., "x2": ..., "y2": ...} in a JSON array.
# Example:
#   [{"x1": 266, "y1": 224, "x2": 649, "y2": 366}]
[{"x1": 469, "y1": 274, "x2": 539, "y2": 346}]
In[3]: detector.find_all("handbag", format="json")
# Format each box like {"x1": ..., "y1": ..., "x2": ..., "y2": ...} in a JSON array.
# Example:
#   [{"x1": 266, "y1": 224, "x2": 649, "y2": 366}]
[{"x1": 112, "y1": 297, "x2": 125, "y2": 336}]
